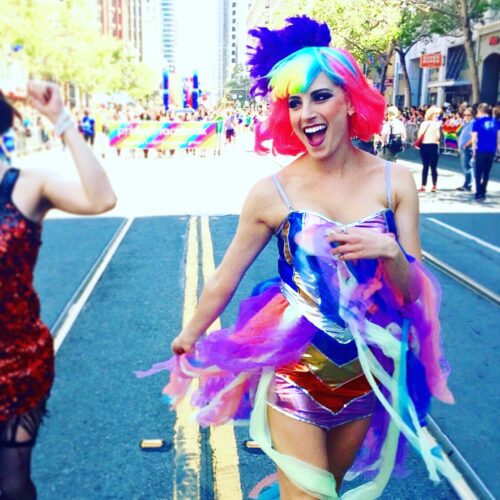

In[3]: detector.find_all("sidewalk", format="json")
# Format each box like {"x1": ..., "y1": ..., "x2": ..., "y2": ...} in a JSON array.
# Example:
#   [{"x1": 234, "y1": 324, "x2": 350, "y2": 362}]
[
  {"x1": 398, "y1": 147, "x2": 500, "y2": 183},
  {"x1": 399, "y1": 158, "x2": 500, "y2": 213},
  {"x1": 15, "y1": 142, "x2": 500, "y2": 218}
]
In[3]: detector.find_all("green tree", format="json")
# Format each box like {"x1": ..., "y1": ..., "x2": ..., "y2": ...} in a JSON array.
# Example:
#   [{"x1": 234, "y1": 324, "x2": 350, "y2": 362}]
[
  {"x1": 0, "y1": 0, "x2": 157, "y2": 100},
  {"x1": 389, "y1": 4, "x2": 441, "y2": 107},
  {"x1": 264, "y1": 0, "x2": 499, "y2": 105},
  {"x1": 266, "y1": 0, "x2": 402, "y2": 93},
  {"x1": 406, "y1": 0, "x2": 500, "y2": 103},
  {"x1": 225, "y1": 63, "x2": 251, "y2": 106},
  {"x1": 268, "y1": 0, "x2": 400, "y2": 64}
]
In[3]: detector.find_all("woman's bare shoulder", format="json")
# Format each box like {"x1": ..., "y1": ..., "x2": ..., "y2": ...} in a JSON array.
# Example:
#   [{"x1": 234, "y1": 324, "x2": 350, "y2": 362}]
[
  {"x1": 391, "y1": 162, "x2": 414, "y2": 184},
  {"x1": 389, "y1": 164, "x2": 417, "y2": 207},
  {"x1": 244, "y1": 170, "x2": 294, "y2": 230}
]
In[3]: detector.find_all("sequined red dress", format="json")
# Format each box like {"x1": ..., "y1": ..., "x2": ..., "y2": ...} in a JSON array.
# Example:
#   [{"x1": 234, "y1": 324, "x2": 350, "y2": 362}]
[{"x1": 0, "y1": 168, "x2": 54, "y2": 421}]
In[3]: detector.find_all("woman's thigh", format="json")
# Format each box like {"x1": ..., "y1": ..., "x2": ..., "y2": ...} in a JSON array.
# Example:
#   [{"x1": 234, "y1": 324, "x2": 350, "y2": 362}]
[
  {"x1": 420, "y1": 147, "x2": 430, "y2": 167},
  {"x1": 326, "y1": 416, "x2": 372, "y2": 478},
  {"x1": 268, "y1": 405, "x2": 328, "y2": 499}
]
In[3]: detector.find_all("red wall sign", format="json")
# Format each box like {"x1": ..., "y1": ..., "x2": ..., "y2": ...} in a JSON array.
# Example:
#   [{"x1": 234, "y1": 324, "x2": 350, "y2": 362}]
[
  {"x1": 489, "y1": 36, "x2": 499, "y2": 46},
  {"x1": 420, "y1": 53, "x2": 443, "y2": 68}
]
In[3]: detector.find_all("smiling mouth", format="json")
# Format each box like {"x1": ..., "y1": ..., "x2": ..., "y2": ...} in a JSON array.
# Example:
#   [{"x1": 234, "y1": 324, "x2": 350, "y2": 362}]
[{"x1": 303, "y1": 124, "x2": 327, "y2": 147}]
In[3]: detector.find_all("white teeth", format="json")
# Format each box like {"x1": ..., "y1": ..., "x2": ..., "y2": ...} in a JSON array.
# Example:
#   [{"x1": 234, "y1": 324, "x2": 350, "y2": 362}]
[{"x1": 304, "y1": 124, "x2": 327, "y2": 134}]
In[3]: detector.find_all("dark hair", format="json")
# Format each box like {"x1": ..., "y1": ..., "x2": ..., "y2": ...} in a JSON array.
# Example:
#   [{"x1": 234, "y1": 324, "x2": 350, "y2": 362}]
[
  {"x1": 0, "y1": 91, "x2": 22, "y2": 135},
  {"x1": 0, "y1": 96, "x2": 14, "y2": 135}
]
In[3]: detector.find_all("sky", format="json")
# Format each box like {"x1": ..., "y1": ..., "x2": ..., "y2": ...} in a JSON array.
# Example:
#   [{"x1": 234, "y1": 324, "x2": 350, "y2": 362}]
[{"x1": 175, "y1": 0, "x2": 219, "y2": 92}]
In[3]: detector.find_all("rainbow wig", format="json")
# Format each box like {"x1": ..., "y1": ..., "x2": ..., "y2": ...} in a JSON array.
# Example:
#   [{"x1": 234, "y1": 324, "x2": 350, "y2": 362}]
[{"x1": 248, "y1": 17, "x2": 385, "y2": 155}]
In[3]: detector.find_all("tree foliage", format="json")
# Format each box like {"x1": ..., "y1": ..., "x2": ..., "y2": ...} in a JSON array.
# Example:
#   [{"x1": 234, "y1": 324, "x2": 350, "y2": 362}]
[
  {"x1": 268, "y1": 0, "x2": 401, "y2": 63},
  {"x1": 404, "y1": 0, "x2": 500, "y2": 103},
  {"x1": 408, "y1": 0, "x2": 500, "y2": 34},
  {"x1": 266, "y1": 0, "x2": 499, "y2": 105},
  {"x1": 225, "y1": 63, "x2": 252, "y2": 105},
  {"x1": 0, "y1": 0, "x2": 157, "y2": 100}
]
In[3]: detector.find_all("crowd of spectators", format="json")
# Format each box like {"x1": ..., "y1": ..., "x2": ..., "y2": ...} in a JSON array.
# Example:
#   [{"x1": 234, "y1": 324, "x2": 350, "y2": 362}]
[
  {"x1": 357, "y1": 101, "x2": 500, "y2": 201},
  {"x1": 394, "y1": 102, "x2": 500, "y2": 158},
  {"x1": 4, "y1": 93, "x2": 498, "y2": 168},
  {"x1": 2, "y1": 98, "x2": 265, "y2": 160}
]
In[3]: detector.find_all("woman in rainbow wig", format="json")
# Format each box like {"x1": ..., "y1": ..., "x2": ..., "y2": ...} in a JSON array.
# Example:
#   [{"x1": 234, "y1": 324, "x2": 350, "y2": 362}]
[{"x1": 137, "y1": 16, "x2": 455, "y2": 499}]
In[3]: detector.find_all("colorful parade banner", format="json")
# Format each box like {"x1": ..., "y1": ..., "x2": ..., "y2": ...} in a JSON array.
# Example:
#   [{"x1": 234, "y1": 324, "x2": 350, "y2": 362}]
[
  {"x1": 108, "y1": 121, "x2": 218, "y2": 149},
  {"x1": 442, "y1": 122, "x2": 462, "y2": 150}
]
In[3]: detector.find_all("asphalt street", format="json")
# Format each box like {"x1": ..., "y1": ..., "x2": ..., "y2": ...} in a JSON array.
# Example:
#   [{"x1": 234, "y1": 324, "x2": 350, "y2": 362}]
[{"x1": 17, "y1": 143, "x2": 498, "y2": 499}]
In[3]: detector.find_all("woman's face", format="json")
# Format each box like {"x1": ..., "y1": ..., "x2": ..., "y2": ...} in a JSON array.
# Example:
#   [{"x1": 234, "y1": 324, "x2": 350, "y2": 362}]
[{"x1": 288, "y1": 72, "x2": 352, "y2": 160}]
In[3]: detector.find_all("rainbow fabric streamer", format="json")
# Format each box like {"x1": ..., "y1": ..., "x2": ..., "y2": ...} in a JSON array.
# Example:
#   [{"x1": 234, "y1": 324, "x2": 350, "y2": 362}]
[
  {"x1": 108, "y1": 121, "x2": 217, "y2": 150},
  {"x1": 442, "y1": 122, "x2": 462, "y2": 150},
  {"x1": 136, "y1": 221, "x2": 456, "y2": 498}
]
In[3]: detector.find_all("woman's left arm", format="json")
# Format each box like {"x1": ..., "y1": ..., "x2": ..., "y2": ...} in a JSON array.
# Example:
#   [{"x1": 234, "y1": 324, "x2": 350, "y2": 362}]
[
  {"x1": 381, "y1": 167, "x2": 421, "y2": 301},
  {"x1": 28, "y1": 81, "x2": 117, "y2": 215},
  {"x1": 329, "y1": 167, "x2": 420, "y2": 301}
]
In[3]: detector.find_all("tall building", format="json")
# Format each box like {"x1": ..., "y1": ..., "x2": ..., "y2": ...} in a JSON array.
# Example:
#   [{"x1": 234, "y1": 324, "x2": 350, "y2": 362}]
[
  {"x1": 218, "y1": 0, "x2": 229, "y2": 99},
  {"x1": 141, "y1": 0, "x2": 163, "y2": 75},
  {"x1": 98, "y1": 0, "x2": 130, "y2": 40},
  {"x1": 128, "y1": 0, "x2": 143, "y2": 60},
  {"x1": 216, "y1": 0, "x2": 252, "y2": 102},
  {"x1": 160, "y1": 0, "x2": 177, "y2": 72},
  {"x1": 96, "y1": 0, "x2": 142, "y2": 59}
]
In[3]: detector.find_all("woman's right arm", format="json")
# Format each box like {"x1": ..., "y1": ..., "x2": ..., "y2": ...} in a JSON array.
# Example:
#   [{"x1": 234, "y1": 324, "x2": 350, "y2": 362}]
[{"x1": 171, "y1": 179, "x2": 276, "y2": 354}]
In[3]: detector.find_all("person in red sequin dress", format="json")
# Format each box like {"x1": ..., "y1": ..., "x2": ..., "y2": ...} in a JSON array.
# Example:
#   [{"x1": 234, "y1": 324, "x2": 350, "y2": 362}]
[{"x1": 0, "y1": 82, "x2": 116, "y2": 499}]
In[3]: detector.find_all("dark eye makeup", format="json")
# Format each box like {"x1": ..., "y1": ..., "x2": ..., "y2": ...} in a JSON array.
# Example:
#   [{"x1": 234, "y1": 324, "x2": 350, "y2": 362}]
[
  {"x1": 288, "y1": 96, "x2": 302, "y2": 109},
  {"x1": 311, "y1": 89, "x2": 334, "y2": 102},
  {"x1": 288, "y1": 88, "x2": 334, "y2": 109}
]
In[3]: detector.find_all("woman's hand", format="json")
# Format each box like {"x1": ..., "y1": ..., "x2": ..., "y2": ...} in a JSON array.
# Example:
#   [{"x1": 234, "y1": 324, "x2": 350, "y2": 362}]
[
  {"x1": 327, "y1": 227, "x2": 399, "y2": 261},
  {"x1": 171, "y1": 331, "x2": 199, "y2": 356},
  {"x1": 27, "y1": 81, "x2": 64, "y2": 124}
]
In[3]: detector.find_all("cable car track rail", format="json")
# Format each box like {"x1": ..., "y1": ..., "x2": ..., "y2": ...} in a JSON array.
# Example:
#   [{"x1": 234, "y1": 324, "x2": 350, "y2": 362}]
[{"x1": 51, "y1": 217, "x2": 134, "y2": 353}]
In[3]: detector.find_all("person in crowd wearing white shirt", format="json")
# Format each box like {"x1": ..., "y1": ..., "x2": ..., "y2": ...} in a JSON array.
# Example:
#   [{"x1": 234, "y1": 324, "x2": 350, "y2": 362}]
[{"x1": 378, "y1": 106, "x2": 406, "y2": 162}]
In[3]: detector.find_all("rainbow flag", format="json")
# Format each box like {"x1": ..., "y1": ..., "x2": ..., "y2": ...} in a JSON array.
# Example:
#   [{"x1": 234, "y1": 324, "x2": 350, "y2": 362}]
[
  {"x1": 442, "y1": 122, "x2": 462, "y2": 150},
  {"x1": 108, "y1": 121, "x2": 218, "y2": 150}
]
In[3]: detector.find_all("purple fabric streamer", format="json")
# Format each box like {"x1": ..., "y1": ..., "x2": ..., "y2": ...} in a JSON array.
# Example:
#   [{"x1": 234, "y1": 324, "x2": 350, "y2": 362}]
[{"x1": 144, "y1": 284, "x2": 318, "y2": 426}]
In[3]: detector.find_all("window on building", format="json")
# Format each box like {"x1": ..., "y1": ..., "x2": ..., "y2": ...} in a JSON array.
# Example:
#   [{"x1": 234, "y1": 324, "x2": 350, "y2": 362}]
[
  {"x1": 446, "y1": 44, "x2": 467, "y2": 81},
  {"x1": 428, "y1": 67, "x2": 440, "y2": 82}
]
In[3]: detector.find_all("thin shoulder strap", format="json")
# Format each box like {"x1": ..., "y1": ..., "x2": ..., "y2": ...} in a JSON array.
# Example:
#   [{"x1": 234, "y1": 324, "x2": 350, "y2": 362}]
[
  {"x1": 384, "y1": 161, "x2": 392, "y2": 209},
  {"x1": 0, "y1": 168, "x2": 19, "y2": 203},
  {"x1": 272, "y1": 175, "x2": 293, "y2": 211}
]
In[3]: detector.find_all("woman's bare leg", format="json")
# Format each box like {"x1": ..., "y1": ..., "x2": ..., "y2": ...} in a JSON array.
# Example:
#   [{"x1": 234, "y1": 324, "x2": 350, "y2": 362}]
[
  {"x1": 326, "y1": 416, "x2": 372, "y2": 491},
  {"x1": 268, "y1": 405, "x2": 328, "y2": 500}
]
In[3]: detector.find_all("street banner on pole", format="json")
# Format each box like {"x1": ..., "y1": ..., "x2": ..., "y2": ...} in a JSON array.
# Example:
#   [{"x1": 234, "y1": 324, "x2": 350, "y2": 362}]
[{"x1": 108, "y1": 121, "x2": 218, "y2": 150}]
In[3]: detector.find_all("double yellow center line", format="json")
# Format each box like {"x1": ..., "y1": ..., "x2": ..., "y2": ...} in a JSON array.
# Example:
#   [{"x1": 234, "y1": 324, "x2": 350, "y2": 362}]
[{"x1": 173, "y1": 216, "x2": 243, "y2": 500}]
